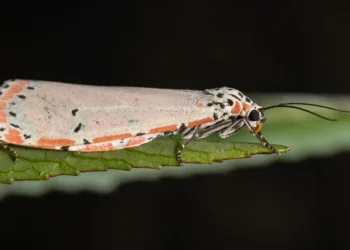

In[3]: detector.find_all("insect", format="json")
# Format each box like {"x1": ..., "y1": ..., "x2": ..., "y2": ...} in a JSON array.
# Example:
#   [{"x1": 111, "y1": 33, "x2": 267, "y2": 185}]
[{"x1": 0, "y1": 79, "x2": 349, "y2": 166}]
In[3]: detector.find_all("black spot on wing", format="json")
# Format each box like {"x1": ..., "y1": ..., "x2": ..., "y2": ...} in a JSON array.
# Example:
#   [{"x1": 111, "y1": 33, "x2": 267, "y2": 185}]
[
  {"x1": 0, "y1": 92, "x2": 2, "y2": 96},
  {"x1": 0, "y1": 128, "x2": 6, "y2": 131},
  {"x1": 74, "y1": 123, "x2": 83, "y2": 133},
  {"x1": 24, "y1": 134, "x2": 31, "y2": 139},
  {"x1": 147, "y1": 137, "x2": 153, "y2": 140},
  {"x1": 229, "y1": 94, "x2": 241, "y2": 101},
  {"x1": 10, "y1": 123, "x2": 20, "y2": 129},
  {"x1": 136, "y1": 132, "x2": 145, "y2": 136},
  {"x1": 27, "y1": 86, "x2": 35, "y2": 90},
  {"x1": 245, "y1": 97, "x2": 251, "y2": 103},
  {"x1": 9, "y1": 111, "x2": 16, "y2": 117},
  {"x1": 17, "y1": 95, "x2": 26, "y2": 99},
  {"x1": 238, "y1": 92, "x2": 243, "y2": 98},
  {"x1": 3, "y1": 84, "x2": 9, "y2": 88},
  {"x1": 213, "y1": 113, "x2": 219, "y2": 120},
  {"x1": 203, "y1": 90, "x2": 213, "y2": 96},
  {"x1": 220, "y1": 103, "x2": 225, "y2": 109},
  {"x1": 83, "y1": 139, "x2": 90, "y2": 144},
  {"x1": 72, "y1": 109, "x2": 79, "y2": 116},
  {"x1": 216, "y1": 93, "x2": 224, "y2": 98},
  {"x1": 227, "y1": 99, "x2": 234, "y2": 106},
  {"x1": 206, "y1": 103, "x2": 213, "y2": 107}
]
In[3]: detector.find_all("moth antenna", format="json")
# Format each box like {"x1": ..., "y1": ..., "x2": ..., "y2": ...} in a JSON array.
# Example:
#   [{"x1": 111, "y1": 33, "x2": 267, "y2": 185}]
[
  {"x1": 263, "y1": 102, "x2": 350, "y2": 121},
  {"x1": 266, "y1": 105, "x2": 337, "y2": 121},
  {"x1": 264, "y1": 102, "x2": 350, "y2": 113}
]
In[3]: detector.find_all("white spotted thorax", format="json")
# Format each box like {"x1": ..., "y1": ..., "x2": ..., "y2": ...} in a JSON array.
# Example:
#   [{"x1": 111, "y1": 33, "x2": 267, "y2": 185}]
[
  {"x1": 204, "y1": 87, "x2": 265, "y2": 134},
  {"x1": 6, "y1": 79, "x2": 338, "y2": 166}
]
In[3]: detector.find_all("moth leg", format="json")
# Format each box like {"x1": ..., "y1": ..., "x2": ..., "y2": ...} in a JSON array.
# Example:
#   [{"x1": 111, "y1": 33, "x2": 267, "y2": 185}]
[
  {"x1": 0, "y1": 140, "x2": 18, "y2": 161},
  {"x1": 218, "y1": 120, "x2": 244, "y2": 138},
  {"x1": 177, "y1": 120, "x2": 236, "y2": 165},
  {"x1": 182, "y1": 126, "x2": 198, "y2": 139},
  {"x1": 256, "y1": 131, "x2": 281, "y2": 155},
  {"x1": 177, "y1": 126, "x2": 200, "y2": 166},
  {"x1": 181, "y1": 119, "x2": 223, "y2": 139},
  {"x1": 242, "y1": 119, "x2": 281, "y2": 155},
  {"x1": 196, "y1": 119, "x2": 235, "y2": 139}
]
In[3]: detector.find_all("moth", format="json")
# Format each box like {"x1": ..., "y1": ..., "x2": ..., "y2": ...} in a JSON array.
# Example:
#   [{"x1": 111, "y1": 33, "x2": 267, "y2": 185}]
[{"x1": 0, "y1": 79, "x2": 348, "y2": 165}]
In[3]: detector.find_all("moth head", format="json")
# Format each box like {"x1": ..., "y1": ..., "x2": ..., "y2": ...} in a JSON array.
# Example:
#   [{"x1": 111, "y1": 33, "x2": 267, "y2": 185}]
[{"x1": 246, "y1": 105, "x2": 266, "y2": 133}]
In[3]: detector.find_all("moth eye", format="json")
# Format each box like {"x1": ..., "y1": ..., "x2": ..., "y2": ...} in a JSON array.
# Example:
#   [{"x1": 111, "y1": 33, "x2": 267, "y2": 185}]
[{"x1": 248, "y1": 110, "x2": 260, "y2": 121}]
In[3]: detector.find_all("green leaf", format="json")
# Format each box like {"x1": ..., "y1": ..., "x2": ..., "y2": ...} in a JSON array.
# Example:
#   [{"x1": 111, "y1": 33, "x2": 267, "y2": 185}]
[{"x1": 0, "y1": 134, "x2": 290, "y2": 184}]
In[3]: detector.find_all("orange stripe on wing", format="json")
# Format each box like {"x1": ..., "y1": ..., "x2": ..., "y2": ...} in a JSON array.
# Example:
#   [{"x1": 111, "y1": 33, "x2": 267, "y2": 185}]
[
  {"x1": 242, "y1": 102, "x2": 252, "y2": 111},
  {"x1": 92, "y1": 133, "x2": 133, "y2": 143},
  {"x1": 76, "y1": 136, "x2": 147, "y2": 152},
  {"x1": 126, "y1": 136, "x2": 147, "y2": 147},
  {"x1": 0, "y1": 101, "x2": 7, "y2": 109},
  {"x1": 16, "y1": 80, "x2": 30, "y2": 88},
  {"x1": 231, "y1": 101, "x2": 242, "y2": 114},
  {"x1": 149, "y1": 124, "x2": 178, "y2": 134},
  {"x1": 0, "y1": 111, "x2": 7, "y2": 123},
  {"x1": 76, "y1": 142, "x2": 114, "y2": 152},
  {"x1": 11, "y1": 83, "x2": 26, "y2": 94},
  {"x1": 37, "y1": 137, "x2": 76, "y2": 146},
  {"x1": 188, "y1": 117, "x2": 213, "y2": 127},
  {"x1": 4, "y1": 128, "x2": 24, "y2": 144},
  {"x1": 0, "y1": 80, "x2": 29, "y2": 101},
  {"x1": 1, "y1": 91, "x2": 14, "y2": 101}
]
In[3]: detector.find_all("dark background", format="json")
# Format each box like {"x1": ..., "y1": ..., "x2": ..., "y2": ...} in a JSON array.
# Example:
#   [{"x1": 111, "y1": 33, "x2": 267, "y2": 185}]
[{"x1": 1, "y1": 1, "x2": 350, "y2": 249}]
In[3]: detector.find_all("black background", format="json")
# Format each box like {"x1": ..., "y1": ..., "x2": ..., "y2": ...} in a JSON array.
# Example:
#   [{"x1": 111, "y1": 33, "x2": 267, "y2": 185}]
[{"x1": 1, "y1": 2, "x2": 350, "y2": 249}]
